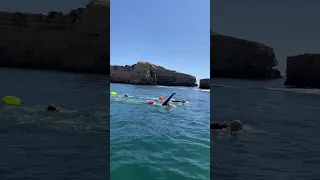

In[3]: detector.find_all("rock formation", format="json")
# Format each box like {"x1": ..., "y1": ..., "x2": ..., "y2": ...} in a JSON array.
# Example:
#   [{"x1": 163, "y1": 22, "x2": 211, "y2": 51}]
[
  {"x1": 110, "y1": 61, "x2": 197, "y2": 87},
  {"x1": 199, "y1": 78, "x2": 210, "y2": 89},
  {"x1": 0, "y1": 0, "x2": 109, "y2": 74},
  {"x1": 285, "y1": 53, "x2": 320, "y2": 88},
  {"x1": 211, "y1": 32, "x2": 281, "y2": 79}
]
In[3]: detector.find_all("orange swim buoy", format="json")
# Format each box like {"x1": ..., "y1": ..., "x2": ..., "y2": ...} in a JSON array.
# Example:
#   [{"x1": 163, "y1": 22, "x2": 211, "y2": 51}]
[{"x1": 159, "y1": 96, "x2": 164, "y2": 101}]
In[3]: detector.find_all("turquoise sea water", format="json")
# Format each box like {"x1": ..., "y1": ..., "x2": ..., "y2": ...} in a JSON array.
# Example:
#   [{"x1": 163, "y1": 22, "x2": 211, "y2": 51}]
[{"x1": 110, "y1": 83, "x2": 210, "y2": 180}]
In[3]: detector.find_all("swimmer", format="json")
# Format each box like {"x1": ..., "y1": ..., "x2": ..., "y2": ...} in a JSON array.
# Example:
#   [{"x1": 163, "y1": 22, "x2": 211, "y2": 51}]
[
  {"x1": 211, "y1": 120, "x2": 243, "y2": 132},
  {"x1": 172, "y1": 99, "x2": 187, "y2": 104},
  {"x1": 124, "y1": 94, "x2": 128, "y2": 97},
  {"x1": 211, "y1": 122, "x2": 228, "y2": 130},
  {"x1": 162, "y1": 93, "x2": 176, "y2": 106},
  {"x1": 47, "y1": 105, "x2": 60, "y2": 112}
]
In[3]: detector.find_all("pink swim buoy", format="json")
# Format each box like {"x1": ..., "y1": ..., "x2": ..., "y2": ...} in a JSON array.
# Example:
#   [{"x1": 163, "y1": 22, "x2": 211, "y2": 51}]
[{"x1": 148, "y1": 100, "x2": 154, "y2": 105}]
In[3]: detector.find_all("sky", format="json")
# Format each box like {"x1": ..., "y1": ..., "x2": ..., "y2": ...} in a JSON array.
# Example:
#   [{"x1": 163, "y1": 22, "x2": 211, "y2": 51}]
[
  {"x1": 211, "y1": 0, "x2": 320, "y2": 74},
  {"x1": 111, "y1": 0, "x2": 210, "y2": 81}
]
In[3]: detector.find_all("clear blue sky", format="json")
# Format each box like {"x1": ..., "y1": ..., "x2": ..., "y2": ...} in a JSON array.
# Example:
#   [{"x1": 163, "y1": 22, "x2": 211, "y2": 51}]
[
  {"x1": 111, "y1": 0, "x2": 210, "y2": 81},
  {"x1": 211, "y1": 0, "x2": 320, "y2": 74}
]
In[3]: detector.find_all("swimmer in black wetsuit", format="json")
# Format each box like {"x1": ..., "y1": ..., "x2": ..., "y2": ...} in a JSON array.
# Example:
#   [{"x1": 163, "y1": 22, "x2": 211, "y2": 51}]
[
  {"x1": 47, "y1": 105, "x2": 60, "y2": 112},
  {"x1": 172, "y1": 99, "x2": 187, "y2": 104},
  {"x1": 162, "y1": 93, "x2": 176, "y2": 106},
  {"x1": 124, "y1": 94, "x2": 128, "y2": 97},
  {"x1": 46, "y1": 104, "x2": 67, "y2": 112},
  {"x1": 211, "y1": 120, "x2": 243, "y2": 132},
  {"x1": 211, "y1": 122, "x2": 229, "y2": 129}
]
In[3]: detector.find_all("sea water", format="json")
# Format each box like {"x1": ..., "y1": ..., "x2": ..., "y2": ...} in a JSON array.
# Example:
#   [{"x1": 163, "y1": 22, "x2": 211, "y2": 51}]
[
  {"x1": 110, "y1": 83, "x2": 210, "y2": 180},
  {"x1": 211, "y1": 78, "x2": 320, "y2": 180},
  {"x1": 0, "y1": 68, "x2": 109, "y2": 180}
]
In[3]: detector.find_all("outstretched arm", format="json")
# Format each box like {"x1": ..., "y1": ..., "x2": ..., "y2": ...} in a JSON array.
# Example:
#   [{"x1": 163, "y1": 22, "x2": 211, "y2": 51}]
[
  {"x1": 162, "y1": 93, "x2": 176, "y2": 106},
  {"x1": 211, "y1": 123, "x2": 228, "y2": 130}
]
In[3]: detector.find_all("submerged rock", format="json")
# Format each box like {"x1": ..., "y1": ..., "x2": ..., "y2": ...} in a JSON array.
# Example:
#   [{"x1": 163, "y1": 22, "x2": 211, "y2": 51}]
[
  {"x1": 110, "y1": 61, "x2": 197, "y2": 87},
  {"x1": 285, "y1": 53, "x2": 320, "y2": 88},
  {"x1": 211, "y1": 33, "x2": 281, "y2": 80},
  {"x1": 199, "y1": 78, "x2": 210, "y2": 89}
]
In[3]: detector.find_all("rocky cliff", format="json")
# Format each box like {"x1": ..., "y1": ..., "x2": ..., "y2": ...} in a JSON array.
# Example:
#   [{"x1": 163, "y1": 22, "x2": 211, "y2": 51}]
[
  {"x1": 110, "y1": 61, "x2": 197, "y2": 87},
  {"x1": 0, "y1": 0, "x2": 109, "y2": 74},
  {"x1": 285, "y1": 53, "x2": 320, "y2": 88},
  {"x1": 199, "y1": 78, "x2": 210, "y2": 89},
  {"x1": 211, "y1": 33, "x2": 281, "y2": 79}
]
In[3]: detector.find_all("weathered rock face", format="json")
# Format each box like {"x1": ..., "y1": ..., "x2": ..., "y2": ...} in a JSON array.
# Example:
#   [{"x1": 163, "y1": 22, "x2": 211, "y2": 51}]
[
  {"x1": 285, "y1": 53, "x2": 320, "y2": 88},
  {"x1": 199, "y1": 78, "x2": 210, "y2": 89},
  {"x1": 211, "y1": 33, "x2": 281, "y2": 79},
  {"x1": 0, "y1": 0, "x2": 109, "y2": 74},
  {"x1": 110, "y1": 61, "x2": 197, "y2": 87}
]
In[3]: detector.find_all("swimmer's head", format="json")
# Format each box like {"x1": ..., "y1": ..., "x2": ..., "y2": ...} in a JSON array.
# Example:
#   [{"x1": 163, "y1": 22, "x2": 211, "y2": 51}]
[
  {"x1": 182, "y1": 99, "x2": 186, "y2": 103},
  {"x1": 124, "y1": 94, "x2": 128, "y2": 97},
  {"x1": 230, "y1": 120, "x2": 243, "y2": 132}
]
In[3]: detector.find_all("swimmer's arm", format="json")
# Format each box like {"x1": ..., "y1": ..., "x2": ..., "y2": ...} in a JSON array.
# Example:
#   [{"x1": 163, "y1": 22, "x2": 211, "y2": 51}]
[
  {"x1": 211, "y1": 123, "x2": 229, "y2": 130},
  {"x1": 162, "y1": 93, "x2": 176, "y2": 106}
]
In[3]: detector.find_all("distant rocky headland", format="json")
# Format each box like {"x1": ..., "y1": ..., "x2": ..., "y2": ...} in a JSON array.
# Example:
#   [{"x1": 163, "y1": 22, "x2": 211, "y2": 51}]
[
  {"x1": 0, "y1": 0, "x2": 110, "y2": 74},
  {"x1": 211, "y1": 32, "x2": 281, "y2": 80},
  {"x1": 285, "y1": 53, "x2": 320, "y2": 88},
  {"x1": 110, "y1": 61, "x2": 197, "y2": 87}
]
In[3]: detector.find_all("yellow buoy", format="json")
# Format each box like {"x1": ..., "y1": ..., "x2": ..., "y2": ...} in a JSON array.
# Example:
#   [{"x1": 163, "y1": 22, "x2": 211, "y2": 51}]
[
  {"x1": 3, "y1": 96, "x2": 22, "y2": 105},
  {"x1": 111, "y1": 91, "x2": 117, "y2": 95}
]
